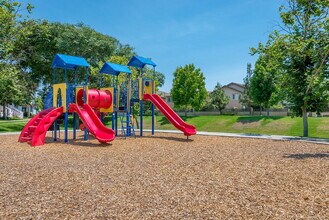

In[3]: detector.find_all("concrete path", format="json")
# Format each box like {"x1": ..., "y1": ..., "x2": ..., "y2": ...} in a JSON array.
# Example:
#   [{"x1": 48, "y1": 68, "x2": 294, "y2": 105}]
[
  {"x1": 2, "y1": 129, "x2": 329, "y2": 145},
  {"x1": 142, "y1": 129, "x2": 329, "y2": 145}
]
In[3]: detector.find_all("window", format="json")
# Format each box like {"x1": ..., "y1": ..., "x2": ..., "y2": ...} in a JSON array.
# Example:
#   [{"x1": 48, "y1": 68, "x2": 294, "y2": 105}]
[{"x1": 232, "y1": 94, "x2": 239, "y2": 100}]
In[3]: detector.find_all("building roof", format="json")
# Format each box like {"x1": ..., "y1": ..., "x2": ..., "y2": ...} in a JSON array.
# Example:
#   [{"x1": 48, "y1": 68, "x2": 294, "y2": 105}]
[
  {"x1": 222, "y1": 82, "x2": 245, "y2": 93},
  {"x1": 230, "y1": 82, "x2": 244, "y2": 87},
  {"x1": 157, "y1": 91, "x2": 171, "y2": 97},
  {"x1": 99, "y1": 62, "x2": 131, "y2": 76},
  {"x1": 51, "y1": 54, "x2": 89, "y2": 69},
  {"x1": 127, "y1": 55, "x2": 156, "y2": 68}
]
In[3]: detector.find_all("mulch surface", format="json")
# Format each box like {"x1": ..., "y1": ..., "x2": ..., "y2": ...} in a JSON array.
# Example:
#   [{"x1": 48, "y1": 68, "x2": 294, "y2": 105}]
[{"x1": 0, "y1": 132, "x2": 328, "y2": 219}]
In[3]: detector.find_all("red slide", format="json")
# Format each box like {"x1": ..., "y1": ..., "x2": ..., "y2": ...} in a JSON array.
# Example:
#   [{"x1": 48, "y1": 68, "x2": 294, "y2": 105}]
[
  {"x1": 68, "y1": 103, "x2": 115, "y2": 143},
  {"x1": 18, "y1": 107, "x2": 64, "y2": 146},
  {"x1": 144, "y1": 94, "x2": 197, "y2": 136}
]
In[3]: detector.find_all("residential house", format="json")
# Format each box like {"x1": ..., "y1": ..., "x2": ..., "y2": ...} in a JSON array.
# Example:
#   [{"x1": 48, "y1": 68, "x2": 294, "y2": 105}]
[
  {"x1": 222, "y1": 82, "x2": 245, "y2": 109},
  {"x1": 157, "y1": 91, "x2": 174, "y2": 108},
  {"x1": 0, "y1": 105, "x2": 24, "y2": 119},
  {"x1": 0, "y1": 104, "x2": 39, "y2": 119}
]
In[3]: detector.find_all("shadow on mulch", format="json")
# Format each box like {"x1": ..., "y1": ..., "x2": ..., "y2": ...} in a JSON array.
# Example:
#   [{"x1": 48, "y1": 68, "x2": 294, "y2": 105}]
[
  {"x1": 283, "y1": 152, "x2": 329, "y2": 159},
  {"x1": 68, "y1": 140, "x2": 112, "y2": 148},
  {"x1": 45, "y1": 136, "x2": 113, "y2": 148},
  {"x1": 147, "y1": 135, "x2": 194, "y2": 143}
]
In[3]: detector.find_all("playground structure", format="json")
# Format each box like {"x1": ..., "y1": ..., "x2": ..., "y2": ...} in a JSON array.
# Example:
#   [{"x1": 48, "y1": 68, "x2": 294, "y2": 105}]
[{"x1": 18, "y1": 54, "x2": 197, "y2": 146}]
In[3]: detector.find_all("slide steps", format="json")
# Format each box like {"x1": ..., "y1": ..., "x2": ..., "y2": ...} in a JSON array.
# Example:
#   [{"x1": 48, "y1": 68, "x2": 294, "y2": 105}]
[{"x1": 18, "y1": 107, "x2": 63, "y2": 146}]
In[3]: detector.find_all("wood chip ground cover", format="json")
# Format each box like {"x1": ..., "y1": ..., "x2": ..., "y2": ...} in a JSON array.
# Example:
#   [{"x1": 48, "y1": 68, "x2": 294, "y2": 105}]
[{"x1": 0, "y1": 133, "x2": 328, "y2": 219}]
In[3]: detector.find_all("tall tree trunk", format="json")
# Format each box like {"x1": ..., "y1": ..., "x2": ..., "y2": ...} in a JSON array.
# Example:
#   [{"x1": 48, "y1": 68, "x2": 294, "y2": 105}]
[
  {"x1": 259, "y1": 106, "x2": 262, "y2": 116},
  {"x1": 2, "y1": 104, "x2": 6, "y2": 120},
  {"x1": 266, "y1": 108, "x2": 270, "y2": 116},
  {"x1": 302, "y1": 105, "x2": 308, "y2": 137}
]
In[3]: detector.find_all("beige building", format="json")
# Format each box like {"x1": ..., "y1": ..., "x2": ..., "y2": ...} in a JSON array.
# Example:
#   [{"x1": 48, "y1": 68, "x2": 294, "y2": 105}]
[
  {"x1": 222, "y1": 82, "x2": 245, "y2": 109},
  {"x1": 157, "y1": 82, "x2": 245, "y2": 110},
  {"x1": 157, "y1": 91, "x2": 174, "y2": 108}
]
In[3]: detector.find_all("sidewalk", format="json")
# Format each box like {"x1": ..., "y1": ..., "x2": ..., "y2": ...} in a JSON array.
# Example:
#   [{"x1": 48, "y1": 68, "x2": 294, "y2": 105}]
[
  {"x1": 2, "y1": 130, "x2": 329, "y2": 145},
  {"x1": 142, "y1": 129, "x2": 329, "y2": 145}
]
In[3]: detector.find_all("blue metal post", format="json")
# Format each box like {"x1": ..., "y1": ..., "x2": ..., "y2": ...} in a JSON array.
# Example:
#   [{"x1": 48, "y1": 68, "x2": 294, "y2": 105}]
[
  {"x1": 73, "y1": 113, "x2": 76, "y2": 140},
  {"x1": 127, "y1": 112, "x2": 131, "y2": 136},
  {"x1": 54, "y1": 120, "x2": 57, "y2": 141},
  {"x1": 64, "y1": 112, "x2": 68, "y2": 142},
  {"x1": 53, "y1": 69, "x2": 57, "y2": 141},
  {"x1": 84, "y1": 67, "x2": 89, "y2": 140},
  {"x1": 112, "y1": 112, "x2": 115, "y2": 130},
  {"x1": 73, "y1": 69, "x2": 77, "y2": 140},
  {"x1": 112, "y1": 84, "x2": 116, "y2": 132},
  {"x1": 152, "y1": 104, "x2": 155, "y2": 135},
  {"x1": 139, "y1": 69, "x2": 143, "y2": 136},
  {"x1": 115, "y1": 111, "x2": 118, "y2": 136},
  {"x1": 64, "y1": 68, "x2": 68, "y2": 143},
  {"x1": 140, "y1": 100, "x2": 143, "y2": 136},
  {"x1": 99, "y1": 72, "x2": 103, "y2": 123},
  {"x1": 152, "y1": 66, "x2": 155, "y2": 135}
]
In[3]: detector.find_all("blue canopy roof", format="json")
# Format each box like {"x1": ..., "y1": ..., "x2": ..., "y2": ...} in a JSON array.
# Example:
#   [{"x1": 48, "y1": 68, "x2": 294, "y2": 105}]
[
  {"x1": 127, "y1": 55, "x2": 156, "y2": 68},
  {"x1": 51, "y1": 54, "x2": 89, "y2": 69},
  {"x1": 99, "y1": 62, "x2": 132, "y2": 76}
]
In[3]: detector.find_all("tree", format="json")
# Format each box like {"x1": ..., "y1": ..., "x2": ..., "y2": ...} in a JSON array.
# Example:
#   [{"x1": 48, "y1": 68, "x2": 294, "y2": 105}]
[
  {"x1": 143, "y1": 67, "x2": 165, "y2": 89},
  {"x1": 251, "y1": 0, "x2": 329, "y2": 136},
  {"x1": 0, "y1": 1, "x2": 35, "y2": 118},
  {"x1": 12, "y1": 19, "x2": 57, "y2": 85},
  {"x1": 240, "y1": 63, "x2": 253, "y2": 109},
  {"x1": 209, "y1": 83, "x2": 229, "y2": 113},
  {"x1": 171, "y1": 64, "x2": 207, "y2": 116},
  {"x1": 0, "y1": 0, "x2": 33, "y2": 60},
  {"x1": 12, "y1": 20, "x2": 137, "y2": 107},
  {"x1": 249, "y1": 56, "x2": 276, "y2": 116},
  {"x1": 12, "y1": 21, "x2": 135, "y2": 86},
  {"x1": 1, "y1": 0, "x2": 139, "y2": 117},
  {"x1": 0, "y1": 64, "x2": 27, "y2": 119}
]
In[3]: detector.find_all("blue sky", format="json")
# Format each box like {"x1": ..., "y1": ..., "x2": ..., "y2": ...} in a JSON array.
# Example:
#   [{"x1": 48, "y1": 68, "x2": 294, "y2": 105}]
[{"x1": 21, "y1": 0, "x2": 284, "y2": 92}]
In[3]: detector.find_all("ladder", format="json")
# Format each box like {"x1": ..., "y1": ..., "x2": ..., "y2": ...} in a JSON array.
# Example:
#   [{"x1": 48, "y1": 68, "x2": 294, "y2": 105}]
[{"x1": 118, "y1": 111, "x2": 136, "y2": 139}]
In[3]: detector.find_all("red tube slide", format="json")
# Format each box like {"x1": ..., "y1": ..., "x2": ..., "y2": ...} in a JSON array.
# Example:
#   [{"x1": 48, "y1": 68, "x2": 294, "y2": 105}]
[{"x1": 76, "y1": 89, "x2": 112, "y2": 109}]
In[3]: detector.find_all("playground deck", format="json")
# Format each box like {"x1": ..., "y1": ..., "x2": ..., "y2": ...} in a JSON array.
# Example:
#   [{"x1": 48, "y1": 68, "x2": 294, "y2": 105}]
[{"x1": 0, "y1": 133, "x2": 328, "y2": 219}]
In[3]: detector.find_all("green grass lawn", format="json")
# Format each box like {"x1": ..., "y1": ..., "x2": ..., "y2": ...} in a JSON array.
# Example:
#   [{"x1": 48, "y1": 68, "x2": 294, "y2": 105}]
[
  {"x1": 1, "y1": 115, "x2": 329, "y2": 138},
  {"x1": 0, "y1": 119, "x2": 29, "y2": 132},
  {"x1": 141, "y1": 115, "x2": 329, "y2": 138}
]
